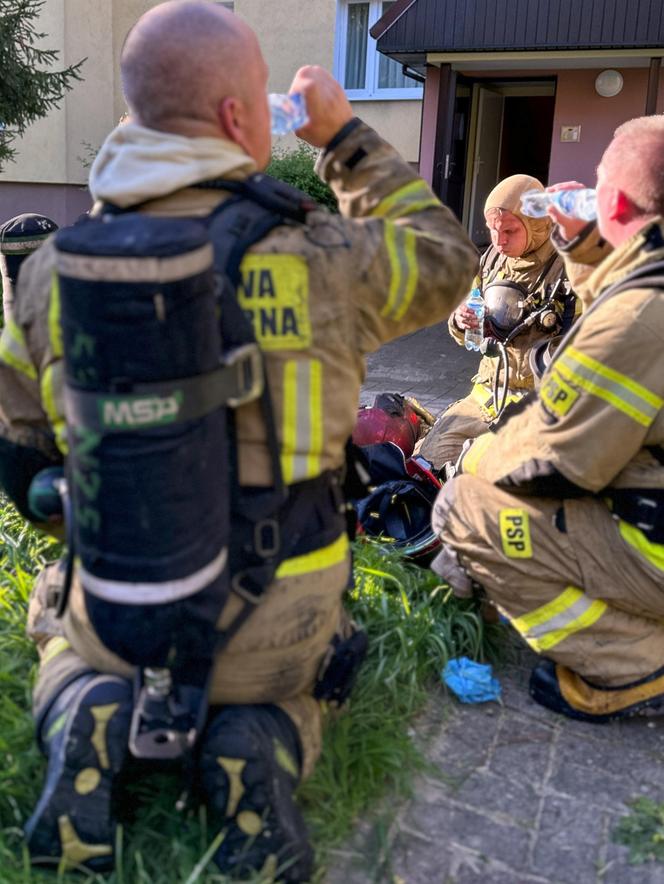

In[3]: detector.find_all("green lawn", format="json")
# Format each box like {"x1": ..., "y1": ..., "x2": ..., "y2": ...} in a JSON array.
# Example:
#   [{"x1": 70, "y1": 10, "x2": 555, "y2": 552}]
[{"x1": 0, "y1": 498, "x2": 502, "y2": 882}]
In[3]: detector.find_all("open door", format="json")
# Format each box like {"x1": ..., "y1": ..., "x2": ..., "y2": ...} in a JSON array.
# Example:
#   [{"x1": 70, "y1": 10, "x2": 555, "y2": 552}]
[{"x1": 467, "y1": 86, "x2": 504, "y2": 245}]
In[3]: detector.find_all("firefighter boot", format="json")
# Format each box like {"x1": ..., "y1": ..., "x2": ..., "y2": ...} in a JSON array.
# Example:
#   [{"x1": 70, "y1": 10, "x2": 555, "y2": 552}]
[
  {"x1": 530, "y1": 659, "x2": 664, "y2": 723},
  {"x1": 25, "y1": 673, "x2": 133, "y2": 872},
  {"x1": 199, "y1": 704, "x2": 314, "y2": 882}
]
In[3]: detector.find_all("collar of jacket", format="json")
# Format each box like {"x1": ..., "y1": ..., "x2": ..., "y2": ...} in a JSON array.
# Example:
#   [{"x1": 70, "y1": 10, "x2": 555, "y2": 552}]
[
  {"x1": 89, "y1": 121, "x2": 257, "y2": 209},
  {"x1": 584, "y1": 217, "x2": 664, "y2": 302}
]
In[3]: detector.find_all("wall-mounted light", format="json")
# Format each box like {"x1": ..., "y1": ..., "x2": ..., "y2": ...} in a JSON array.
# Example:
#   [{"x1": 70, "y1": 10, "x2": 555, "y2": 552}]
[{"x1": 595, "y1": 69, "x2": 624, "y2": 98}]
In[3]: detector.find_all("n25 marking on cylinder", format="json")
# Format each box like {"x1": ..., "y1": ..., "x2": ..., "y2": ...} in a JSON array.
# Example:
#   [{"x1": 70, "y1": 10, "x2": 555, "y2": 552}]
[{"x1": 499, "y1": 508, "x2": 532, "y2": 558}]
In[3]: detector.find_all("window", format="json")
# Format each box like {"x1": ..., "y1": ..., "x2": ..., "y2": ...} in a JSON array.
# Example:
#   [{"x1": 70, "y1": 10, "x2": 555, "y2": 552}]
[
  {"x1": 217, "y1": 1, "x2": 234, "y2": 9},
  {"x1": 335, "y1": 1, "x2": 422, "y2": 100}
]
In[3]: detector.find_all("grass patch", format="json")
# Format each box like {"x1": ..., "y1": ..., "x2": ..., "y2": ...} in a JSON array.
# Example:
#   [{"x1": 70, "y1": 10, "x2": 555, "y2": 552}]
[
  {"x1": 0, "y1": 499, "x2": 502, "y2": 882},
  {"x1": 613, "y1": 797, "x2": 664, "y2": 864}
]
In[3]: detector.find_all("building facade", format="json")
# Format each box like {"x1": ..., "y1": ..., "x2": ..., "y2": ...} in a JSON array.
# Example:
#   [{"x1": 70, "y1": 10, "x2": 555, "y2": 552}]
[
  {"x1": 374, "y1": 0, "x2": 664, "y2": 245},
  {"x1": 0, "y1": 0, "x2": 423, "y2": 225}
]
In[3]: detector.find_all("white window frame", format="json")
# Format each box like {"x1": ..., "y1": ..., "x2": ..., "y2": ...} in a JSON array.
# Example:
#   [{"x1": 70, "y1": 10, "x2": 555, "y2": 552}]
[{"x1": 334, "y1": 0, "x2": 423, "y2": 101}]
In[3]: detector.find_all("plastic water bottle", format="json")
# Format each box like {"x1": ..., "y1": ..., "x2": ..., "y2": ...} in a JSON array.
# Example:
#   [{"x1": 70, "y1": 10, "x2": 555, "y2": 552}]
[
  {"x1": 268, "y1": 93, "x2": 309, "y2": 136},
  {"x1": 464, "y1": 288, "x2": 485, "y2": 351},
  {"x1": 520, "y1": 188, "x2": 597, "y2": 221}
]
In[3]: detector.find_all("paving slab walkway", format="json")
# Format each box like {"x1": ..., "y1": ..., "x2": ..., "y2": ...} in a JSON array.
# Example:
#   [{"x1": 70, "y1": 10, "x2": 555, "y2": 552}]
[{"x1": 328, "y1": 325, "x2": 664, "y2": 884}]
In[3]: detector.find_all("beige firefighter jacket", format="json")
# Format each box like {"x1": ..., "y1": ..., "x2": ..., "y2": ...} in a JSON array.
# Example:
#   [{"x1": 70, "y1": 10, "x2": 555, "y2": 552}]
[
  {"x1": 449, "y1": 238, "x2": 569, "y2": 397},
  {"x1": 0, "y1": 120, "x2": 479, "y2": 492},
  {"x1": 460, "y1": 218, "x2": 664, "y2": 554}
]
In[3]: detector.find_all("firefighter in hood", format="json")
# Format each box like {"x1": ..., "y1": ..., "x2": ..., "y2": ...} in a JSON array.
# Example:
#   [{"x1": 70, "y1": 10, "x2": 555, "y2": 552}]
[
  {"x1": 431, "y1": 115, "x2": 664, "y2": 724},
  {"x1": 0, "y1": 1, "x2": 478, "y2": 879},
  {"x1": 419, "y1": 174, "x2": 574, "y2": 470}
]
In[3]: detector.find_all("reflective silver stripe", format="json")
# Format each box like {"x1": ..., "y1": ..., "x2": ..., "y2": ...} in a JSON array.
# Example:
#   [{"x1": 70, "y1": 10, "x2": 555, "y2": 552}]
[
  {"x1": 56, "y1": 242, "x2": 213, "y2": 283},
  {"x1": 79, "y1": 547, "x2": 227, "y2": 605},
  {"x1": 524, "y1": 594, "x2": 598, "y2": 639},
  {"x1": 290, "y1": 360, "x2": 313, "y2": 482}
]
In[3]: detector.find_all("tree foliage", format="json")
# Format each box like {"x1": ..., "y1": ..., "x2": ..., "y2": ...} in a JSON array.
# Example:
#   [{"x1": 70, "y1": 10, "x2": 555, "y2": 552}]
[
  {"x1": 267, "y1": 143, "x2": 338, "y2": 212},
  {"x1": 0, "y1": 0, "x2": 85, "y2": 170}
]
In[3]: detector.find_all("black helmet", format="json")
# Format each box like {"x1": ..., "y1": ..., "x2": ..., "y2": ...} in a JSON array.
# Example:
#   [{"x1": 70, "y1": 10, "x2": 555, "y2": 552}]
[{"x1": 354, "y1": 443, "x2": 442, "y2": 565}]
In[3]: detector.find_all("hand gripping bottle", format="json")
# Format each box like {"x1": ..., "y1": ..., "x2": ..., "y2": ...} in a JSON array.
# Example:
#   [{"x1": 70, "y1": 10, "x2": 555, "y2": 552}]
[
  {"x1": 269, "y1": 93, "x2": 309, "y2": 136},
  {"x1": 464, "y1": 288, "x2": 485, "y2": 352},
  {"x1": 520, "y1": 188, "x2": 597, "y2": 221}
]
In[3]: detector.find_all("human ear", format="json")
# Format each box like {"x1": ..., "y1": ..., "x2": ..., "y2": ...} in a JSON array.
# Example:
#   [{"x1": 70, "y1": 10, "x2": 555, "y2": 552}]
[
  {"x1": 218, "y1": 97, "x2": 246, "y2": 148},
  {"x1": 609, "y1": 188, "x2": 631, "y2": 222}
]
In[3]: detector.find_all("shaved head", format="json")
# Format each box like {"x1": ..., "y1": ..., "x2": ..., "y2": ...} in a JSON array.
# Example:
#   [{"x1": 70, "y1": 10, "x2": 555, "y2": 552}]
[
  {"x1": 601, "y1": 116, "x2": 664, "y2": 216},
  {"x1": 121, "y1": 0, "x2": 262, "y2": 129}
]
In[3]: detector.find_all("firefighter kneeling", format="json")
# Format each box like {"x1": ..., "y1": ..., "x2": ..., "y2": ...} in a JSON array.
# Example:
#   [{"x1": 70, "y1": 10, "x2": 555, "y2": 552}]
[
  {"x1": 431, "y1": 115, "x2": 664, "y2": 723},
  {"x1": 0, "y1": 2, "x2": 478, "y2": 880}
]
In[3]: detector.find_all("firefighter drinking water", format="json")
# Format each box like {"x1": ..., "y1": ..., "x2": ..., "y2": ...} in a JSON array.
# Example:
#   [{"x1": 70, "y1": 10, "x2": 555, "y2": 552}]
[
  {"x1": 0, "y1": 1, "x2": 478, "y2": 879},
  {"x1": 431, "y1": 115, "x2": 664, "y2": 723},
  {"x1": 419, "y1": 174, "x2": 576, "y2": 470}
]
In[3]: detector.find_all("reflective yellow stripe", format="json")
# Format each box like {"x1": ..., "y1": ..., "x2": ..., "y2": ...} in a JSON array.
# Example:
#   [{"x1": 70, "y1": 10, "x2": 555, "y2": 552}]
[
  {"x1": 470, "y1": 382, "x2": 493, "y2": 409},
  {"x1": 276, "y1": 533, "x2": 349, "y2": 579},
  {"x1": 557, "y1": 346, "x2": 662, "y2": 428},
  {"x1": 49, "y1": 273, "x2": 63, "y2": 357},
  {"x1": 41, "y1": 361, "x2": 68, "y2": 454},
  {"x1": 281, "y1": 359, "x2": 323, "y2": 484},
  {"x1": 462, "y1": 433, "x2": 494, "y2": 475},
  {"x1": 382, "y1": 224, "x2": 419, "y2": 321},
  {"x1": 282, "y1": 360, "x2": 298, "y2": 484},
  {"x1": 0, "y1": 318, "x2": 37, "y2": 380},
  {"x1": 511, "y1": 585, "x2": 607, "y2": 652},
  {"x1": 41, "y1": 636, "x2": 72, "y2": 666},
  {"x1": 306, "y1": 359, "x2": 323, "y2": 478},
  {"x1": 619, "y1": 519, "x2": 664, "y2": 571},
  {"x1": 371, "y1": 180, "x2": 440, "y2": 220}
]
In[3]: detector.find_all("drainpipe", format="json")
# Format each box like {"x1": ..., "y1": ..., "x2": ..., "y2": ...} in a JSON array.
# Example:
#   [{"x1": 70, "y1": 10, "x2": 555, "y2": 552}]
[{"x1": 645, "y1": 57, "x2": 661, "y2": 115}]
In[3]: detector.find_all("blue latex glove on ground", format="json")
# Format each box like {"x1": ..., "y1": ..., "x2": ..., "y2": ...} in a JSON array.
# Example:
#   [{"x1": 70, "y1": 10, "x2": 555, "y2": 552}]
[{"x1": 442, "y1": 656, "x2": 501, "y2": 704}]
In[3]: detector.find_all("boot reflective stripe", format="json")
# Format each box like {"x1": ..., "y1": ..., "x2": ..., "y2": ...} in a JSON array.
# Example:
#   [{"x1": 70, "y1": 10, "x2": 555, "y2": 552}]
[
  {"x1": 217, "y1": 757, "x2": 246, "y2": 816},
  {"x1": 556, "y1": 346, "x2": 662, "y2": 428},
  {"x1": 371, "y1": 180, "x2": 440, "y2": 220},
  {"x1": 276, "y1": 533, "x2": 349, "y2": 580},
  {"x1": 619, "y1": 519, "x2": 664, "y2": 571},
  {"x1": 0, "y1": 317, "x2": 37, "y2": 380},
  {"x1": 281, "y1": 359, "x2": 323, "y2": 484},
  {"x1": 511, "y1": 586, "x2": 607, "y2": 652},
  {"x1": 58, "y1": 815, "x2": 112, "y2": 868},
  {"x1": 41, "y1": 361, "x2": 68, "y2": 455},
  {"x1": 382, "y1": 224, "x2": 419, "y2": 321},
  {"x1": 90, "y1": 703, "x2": 120, "y2": 770},
  {"x1": 79, "y1": 546, "x2": 228, "y2": 604}
]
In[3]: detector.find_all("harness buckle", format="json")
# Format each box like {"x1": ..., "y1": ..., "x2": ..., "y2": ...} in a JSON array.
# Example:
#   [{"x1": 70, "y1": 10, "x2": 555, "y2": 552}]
[
  {"x1": 231, "y1": 571, "x2": 266, "y2": 604},
  {"x1": 254, "y1": 518, "x2": 280, "y2": 558},
  {"x1": 225, "y1": 343, "x2": 264, "y2": 407}
]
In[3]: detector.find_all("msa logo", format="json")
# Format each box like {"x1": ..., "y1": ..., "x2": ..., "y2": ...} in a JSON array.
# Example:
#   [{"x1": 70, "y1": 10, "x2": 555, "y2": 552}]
[{"x1": 100, "y1": 392, "x2": 183, "y2": 429}]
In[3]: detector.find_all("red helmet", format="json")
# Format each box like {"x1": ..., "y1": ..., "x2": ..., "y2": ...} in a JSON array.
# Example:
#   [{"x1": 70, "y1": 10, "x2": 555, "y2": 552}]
[{"x1": 352, "y1": 393, "x2": 420, "y2": 457}]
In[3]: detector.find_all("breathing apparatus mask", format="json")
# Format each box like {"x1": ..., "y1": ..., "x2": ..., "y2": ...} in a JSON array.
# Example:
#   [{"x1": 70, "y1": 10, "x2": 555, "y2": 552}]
[{"x1": 482, "y1": 278, "x2": 567, "y2": 343}]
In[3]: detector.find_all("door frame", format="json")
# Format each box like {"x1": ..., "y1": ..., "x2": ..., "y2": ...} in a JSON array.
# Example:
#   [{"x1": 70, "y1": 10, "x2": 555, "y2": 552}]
[{"x1": 461, "y1": 78, "x2": 556, "y2": 232}]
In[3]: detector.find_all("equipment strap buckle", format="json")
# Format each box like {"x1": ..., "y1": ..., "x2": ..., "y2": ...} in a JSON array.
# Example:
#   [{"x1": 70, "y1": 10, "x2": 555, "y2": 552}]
[
  {"x1": 231, "y1": 570, "x2": 267, "y2": 604},
  {"x1": 254, "y1": 517, "x2": 280, "y2": 558},
  {"x1": 225, "y1": 343, "x2": 264, "y2": 407}
]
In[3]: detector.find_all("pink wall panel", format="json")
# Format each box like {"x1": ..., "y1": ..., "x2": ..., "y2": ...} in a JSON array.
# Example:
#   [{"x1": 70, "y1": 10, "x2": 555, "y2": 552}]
[{"x1": 548, "y1": 67, "x2": 664, "y2": 187}]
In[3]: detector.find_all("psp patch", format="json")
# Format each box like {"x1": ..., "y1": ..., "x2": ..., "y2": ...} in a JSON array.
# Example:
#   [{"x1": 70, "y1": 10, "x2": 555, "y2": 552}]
[
  {"x1": 499, "y1": 508, "x2": 533, "y2": 559},
  {"x1": 540, "y1": 369, "x2": 579, "y2": 420},
  {"x1": 237, "y1": 254, "x2": 311, "y2": 350}
]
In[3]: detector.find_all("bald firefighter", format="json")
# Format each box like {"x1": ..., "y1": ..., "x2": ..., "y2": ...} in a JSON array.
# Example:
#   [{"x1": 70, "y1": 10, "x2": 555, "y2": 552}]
[
  {"x1": 419, "y1": 174, "x2": 573, "y2": 469},
  {"x1": 431, "y1": 115, "x2": 664, "y2": 723},
  {"x1": 0, "y1": 1, "x2": 477, "y2": 879}
]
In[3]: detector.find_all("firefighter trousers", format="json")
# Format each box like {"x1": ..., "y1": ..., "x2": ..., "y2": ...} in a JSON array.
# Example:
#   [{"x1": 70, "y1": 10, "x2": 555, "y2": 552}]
[
  {"x1": 27, "y1": 541, "x2": 352, "y2": 778},
  {"x1": 417, "y1": 393, "x2": 488, "y2": 469},
  {"x1": 434, "y1": 474, "x2": 664, "y2": 687}
]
